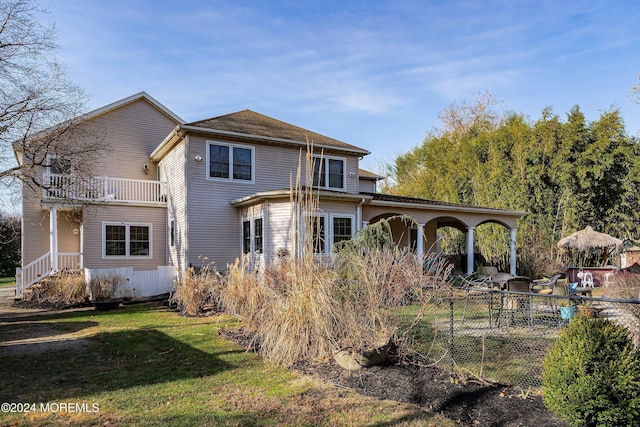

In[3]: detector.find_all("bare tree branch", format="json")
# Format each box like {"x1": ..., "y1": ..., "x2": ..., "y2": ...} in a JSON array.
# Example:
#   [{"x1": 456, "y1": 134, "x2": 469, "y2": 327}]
[{"x1": 0, "y1": 0, "x2": 104, "y2": 194}]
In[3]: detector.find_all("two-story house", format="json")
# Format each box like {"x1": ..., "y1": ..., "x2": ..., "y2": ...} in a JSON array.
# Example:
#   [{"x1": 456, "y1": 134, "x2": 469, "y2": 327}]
[{"x1": 16, "y1": 92, "x2": 526, "y2": 297}]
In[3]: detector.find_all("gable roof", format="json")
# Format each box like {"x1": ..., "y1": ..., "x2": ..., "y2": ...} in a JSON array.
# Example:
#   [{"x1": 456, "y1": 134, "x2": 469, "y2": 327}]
[
  {"x1": 358, "y1": 169, "x2": 384, "y2": 180},
  {"x1": 189, "y1": 110, "x2": 368, "y2": 153},
  {"x1": 151, "y1": 109, "x2": 370, "y2": 160},
  {"x1": 81, "y1": 91, "x2": 184, "y2": 124},
  {"x1": 13, "y1": 91, "x2": 183, "y2": 161}
]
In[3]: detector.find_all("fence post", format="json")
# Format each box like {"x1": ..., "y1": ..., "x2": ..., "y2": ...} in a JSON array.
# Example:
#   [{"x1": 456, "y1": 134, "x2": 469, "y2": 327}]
[{"x1": 449, "y1": 288, "x2": 454, "y2": 373}]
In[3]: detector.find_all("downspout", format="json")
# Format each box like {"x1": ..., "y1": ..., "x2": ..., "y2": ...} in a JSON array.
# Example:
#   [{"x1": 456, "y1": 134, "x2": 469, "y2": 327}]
[
  {"x1": 183, "y1": 135, "x2": 190, "y2": 271},
  {"x1": 357, "y1": 198, "x2": 366, "y2": 232}
]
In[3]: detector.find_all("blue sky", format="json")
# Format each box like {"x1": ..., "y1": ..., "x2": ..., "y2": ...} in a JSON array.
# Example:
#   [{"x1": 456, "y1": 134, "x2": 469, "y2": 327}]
[{"x1": 45, "y1": 0, "x2": 640, "y2": 170}]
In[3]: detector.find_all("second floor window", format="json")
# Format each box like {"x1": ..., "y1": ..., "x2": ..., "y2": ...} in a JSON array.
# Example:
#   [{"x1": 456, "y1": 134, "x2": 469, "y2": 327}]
[
  {"x1": 312, "y1": 156, "x2": 345, "y2": 191},
  {"x1": 208, "y1": 142, "x2": 254, "y2": 182}
]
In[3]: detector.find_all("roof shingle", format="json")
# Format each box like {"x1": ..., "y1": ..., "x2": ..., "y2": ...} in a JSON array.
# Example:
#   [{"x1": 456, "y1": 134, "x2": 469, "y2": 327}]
[{"x1": 188, "y1": 110, "x2": 368, "y2": 154}]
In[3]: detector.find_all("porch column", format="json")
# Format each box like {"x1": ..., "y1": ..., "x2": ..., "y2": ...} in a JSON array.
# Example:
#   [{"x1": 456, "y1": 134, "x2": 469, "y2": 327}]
[
  {"x1": 416, "y1": 223, "x2": 425, "y2": 258},
  {"x1": 362, "y1": 220, "x2": 369, "y2": 230},
  {"x1": 466, "y1": 226, "x2": 475, "y2": 275},
  {"x1": 50, "y1": 207, "x2": 58, "y2": 271},
  {"x1": 79, "y1": 222, "x2": 84, "y2": 270},
  {"x1": 510, "y1": 228, "x2": 517, "y2": 276}
]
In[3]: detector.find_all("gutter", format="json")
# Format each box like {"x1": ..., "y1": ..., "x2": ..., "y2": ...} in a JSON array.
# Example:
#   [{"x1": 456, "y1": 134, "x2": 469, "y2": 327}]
[
  {"x1": 367, "y1": 199, "x2": 527, "y2": 217},
  {"x1": 231, "y1": 190, "x2": 374, "y2": 207}
]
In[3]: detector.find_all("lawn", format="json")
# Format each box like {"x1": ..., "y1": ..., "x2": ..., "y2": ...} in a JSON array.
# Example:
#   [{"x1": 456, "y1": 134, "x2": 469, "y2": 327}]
[
  {"x1": 0, "y1": 302, "x2": 452, "y2": 426},
  {"x1": 0, "y1": 276, "x2": 16, "y2": 287}
]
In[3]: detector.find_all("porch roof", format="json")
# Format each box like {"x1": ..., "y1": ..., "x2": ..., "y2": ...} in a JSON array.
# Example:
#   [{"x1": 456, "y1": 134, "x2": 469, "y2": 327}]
[
  {"x1": 363, "y1": 192, "x2": 527, "y2": 217},
  {"x1": 230, "y1": 189, "x2": 373, "y2": 207}
]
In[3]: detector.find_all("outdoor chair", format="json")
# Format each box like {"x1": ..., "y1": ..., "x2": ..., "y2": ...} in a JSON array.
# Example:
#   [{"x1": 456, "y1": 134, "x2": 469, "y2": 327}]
[
  {"x1": 502, "y1": 276, "x2": 534, "y2": 330},
  {"x1": 488, "y1": 272, "x2": 513, "y2": 289},
  {"x1": 531, "y1": 273, "x2": 563, "y2": 293},
  {"x1": 580, "y1": 272, "x2": 595, "y2": 288}
]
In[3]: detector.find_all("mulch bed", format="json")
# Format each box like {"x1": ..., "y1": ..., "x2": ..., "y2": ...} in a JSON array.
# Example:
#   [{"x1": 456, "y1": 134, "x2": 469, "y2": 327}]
[{"x1": 220, "y1": 328, "x2": 569, "y2": 427}]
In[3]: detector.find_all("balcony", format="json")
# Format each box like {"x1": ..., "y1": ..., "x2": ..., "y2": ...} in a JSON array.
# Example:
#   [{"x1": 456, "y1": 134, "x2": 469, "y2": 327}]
[{"x1": 42, "y1": 173, "x2": 167, "y2": 205}]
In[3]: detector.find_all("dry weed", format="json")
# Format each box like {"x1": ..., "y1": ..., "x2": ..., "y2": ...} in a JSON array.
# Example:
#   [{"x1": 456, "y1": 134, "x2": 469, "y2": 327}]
[
  {"x1": 23, "y1": 271, "x2": 87, "y2": 306},
  {"x1": 171, "y1": 263, "x2": 224, "y2": 316},
  {"x1": 88, "y1": 273, "x2": 125, "y2": 301}
]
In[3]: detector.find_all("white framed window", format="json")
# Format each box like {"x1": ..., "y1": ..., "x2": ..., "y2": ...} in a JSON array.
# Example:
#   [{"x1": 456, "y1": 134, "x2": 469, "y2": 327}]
[
  {"x1": 241, "y1": 217, "x2": 264, "y2": 254},
  {"x1": 312, "y1": 155, "x2": 346, "y2": 191},
  {"x1": 308, "y1": 214, "x2": 328, "y2": 254},
  {"x1": 47, "y1": 155, "x2": 73, "y2": 175},
  {"x1": 103, "y1": 222, "x2": 152, "y2": 258},
  {"x1": 170, "y1": 219, "x2": 176, "y2": 247},
  {"x1": 254, "y1": 218, "x2": 263, "y2": 254},
  {"x1": 331, "y1": 215, "x2": 354, "y2": 250},
  {"x1": 207, "y1": 141, "x2": 255, "y2": 183}
]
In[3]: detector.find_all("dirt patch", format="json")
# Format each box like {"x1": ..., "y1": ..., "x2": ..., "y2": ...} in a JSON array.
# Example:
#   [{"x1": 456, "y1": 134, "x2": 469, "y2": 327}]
[
  {"x1": 0, "y1": 287, "x2": 92, "y2": 356},
  {"x1": 221, "y1": 328, "x2": 569, "y2": 427}
]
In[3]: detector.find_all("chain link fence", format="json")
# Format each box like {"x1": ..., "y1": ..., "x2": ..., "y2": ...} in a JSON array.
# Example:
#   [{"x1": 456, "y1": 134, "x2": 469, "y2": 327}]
[{"x1": 407, "y1": 287, "x2": 640, "y2": 391}]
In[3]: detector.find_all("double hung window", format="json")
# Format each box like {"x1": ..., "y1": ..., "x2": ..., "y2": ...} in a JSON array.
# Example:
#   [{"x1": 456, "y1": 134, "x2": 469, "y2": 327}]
[
  {"x1": 242, "y1": 218, "x2": 264, "y2": 254},
  {"x1": 104, "y1": 223, "x2": 151, "y2": 257},
  {"x1": 332, "y1": 217, "x2": 353, "y2": 246},
  {"x1": 312, "y1": 156, "x2": 345, "y2": 191},
  {"x1": 208, "y1": 142, "x2": 254, "y2": 182}
]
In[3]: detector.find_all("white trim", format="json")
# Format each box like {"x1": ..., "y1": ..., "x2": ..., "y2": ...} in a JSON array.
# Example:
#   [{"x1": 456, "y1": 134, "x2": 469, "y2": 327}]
[
  {"x1": 329, "y1": 214, "x2": 355, "y2": 251},
  {"x1": 306, "y1": 213, "x2": 329, "y2": 255},
  {"x1": 312, "y1": 155, "x2": 347, "y2": 192},
  {"x1": 240, "y1": 209, "x2": 264, "y2": 255},
  {"x1": 102, "y1": 222, "x2": 153, "y2": 259},
  {"x1": 206, "y1": 140, "x2": 255, "y2": 184},
  {"x1": 80, "y1": 92, "x2": 183, "y2": 126}
]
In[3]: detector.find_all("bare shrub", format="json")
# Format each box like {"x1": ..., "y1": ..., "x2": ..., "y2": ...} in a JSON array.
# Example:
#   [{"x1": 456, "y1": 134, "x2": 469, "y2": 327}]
[
  {"x1": 222, "y1": 257, "x2": 277, "y2": 329},
  {"x1": 517, "y1": 230, "x2": 563, "y2": 278},
  {"x1": 171, "y1": 263, "x2": 224, "y2": 316},
  {"x1": 221, "y1": 148, "x2": 454, "y2": 367},
  {"x1": 88, "y1": 273, "x2": 125, "y2": 301},
  {"x1": 23, "y1": 271, "x2": 87, "y2": 306}
]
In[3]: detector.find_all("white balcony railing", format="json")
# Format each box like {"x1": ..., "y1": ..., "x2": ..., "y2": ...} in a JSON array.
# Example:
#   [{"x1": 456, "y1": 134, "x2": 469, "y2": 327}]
[{"x1": 42, "y1": 173, "x2": 167, "y2": 205}]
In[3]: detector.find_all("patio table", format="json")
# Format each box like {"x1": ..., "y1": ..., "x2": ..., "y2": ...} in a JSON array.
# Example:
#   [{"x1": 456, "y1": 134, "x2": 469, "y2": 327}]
[{"x1": 572, "y1": 287, "x2": 593, "y2": 297}]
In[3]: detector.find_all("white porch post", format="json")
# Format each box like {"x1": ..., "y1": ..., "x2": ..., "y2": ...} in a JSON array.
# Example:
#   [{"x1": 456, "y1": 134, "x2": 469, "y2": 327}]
[
  {"x1": 362, "y1": 220, "x2": 369, "y2": 230},
  {"x1": 510, "y1": 228, "x2": 517, "y2": 276},
  {"x1": 416, "y1": 223, "x2": 425, "y2": 258},
  {"x1": 50, "y1": 207, "x2": 58, "y2": 271},
  {"x1": 466, "y1": 226, "x2": 475, "y2": 275},
  {"x1": 79, "y1": 222, "x2": 84, "y2": 269}
]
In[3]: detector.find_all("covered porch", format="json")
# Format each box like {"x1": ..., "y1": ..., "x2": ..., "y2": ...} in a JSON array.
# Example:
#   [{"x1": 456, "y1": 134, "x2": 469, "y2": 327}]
[
  {"x1": 16, "y1": 205, "x2": 83, "y2": 295},
  {"x1": 360, "y1": 194, "x2": 526, "y2": 276}
]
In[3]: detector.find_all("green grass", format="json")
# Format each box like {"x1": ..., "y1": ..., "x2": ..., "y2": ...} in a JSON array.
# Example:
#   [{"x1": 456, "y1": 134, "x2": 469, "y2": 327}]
[
  {"x1": 0, "y1": 302, "x2": 452, "y2": 426},
  {"x1": 0, "y1": 276, "x2": 16, "y2": 287}
]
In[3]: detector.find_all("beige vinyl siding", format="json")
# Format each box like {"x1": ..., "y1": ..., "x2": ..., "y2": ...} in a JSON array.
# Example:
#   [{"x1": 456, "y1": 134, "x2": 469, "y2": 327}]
[
  {"x1": 358, "y1": 178, "x2": 376, "y2": 193},
  {"x1": 21, "y1": 98, "x2": 178, "y2": 270},
  {"x1": 21, "y1": 191, "x2": 81, "y2": 264},
  {"x1": 81, "y1": 205, "x2": 166, "y2": 269},
  {"x1": 21, "y1": 191, "x2": 53, "y2": 265},
  {"x1": 80, "y1": 98, "x2": 177, "y2": 180},
  {"x1": 185, "y1": 135, "x2": 361, "y2": 270},
  {"x1": 160, "y1": 140, "x2": 187, "y2": 271},
  {"x1": 266, "y1": 200, "x2": 293, "y2": 262}
]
